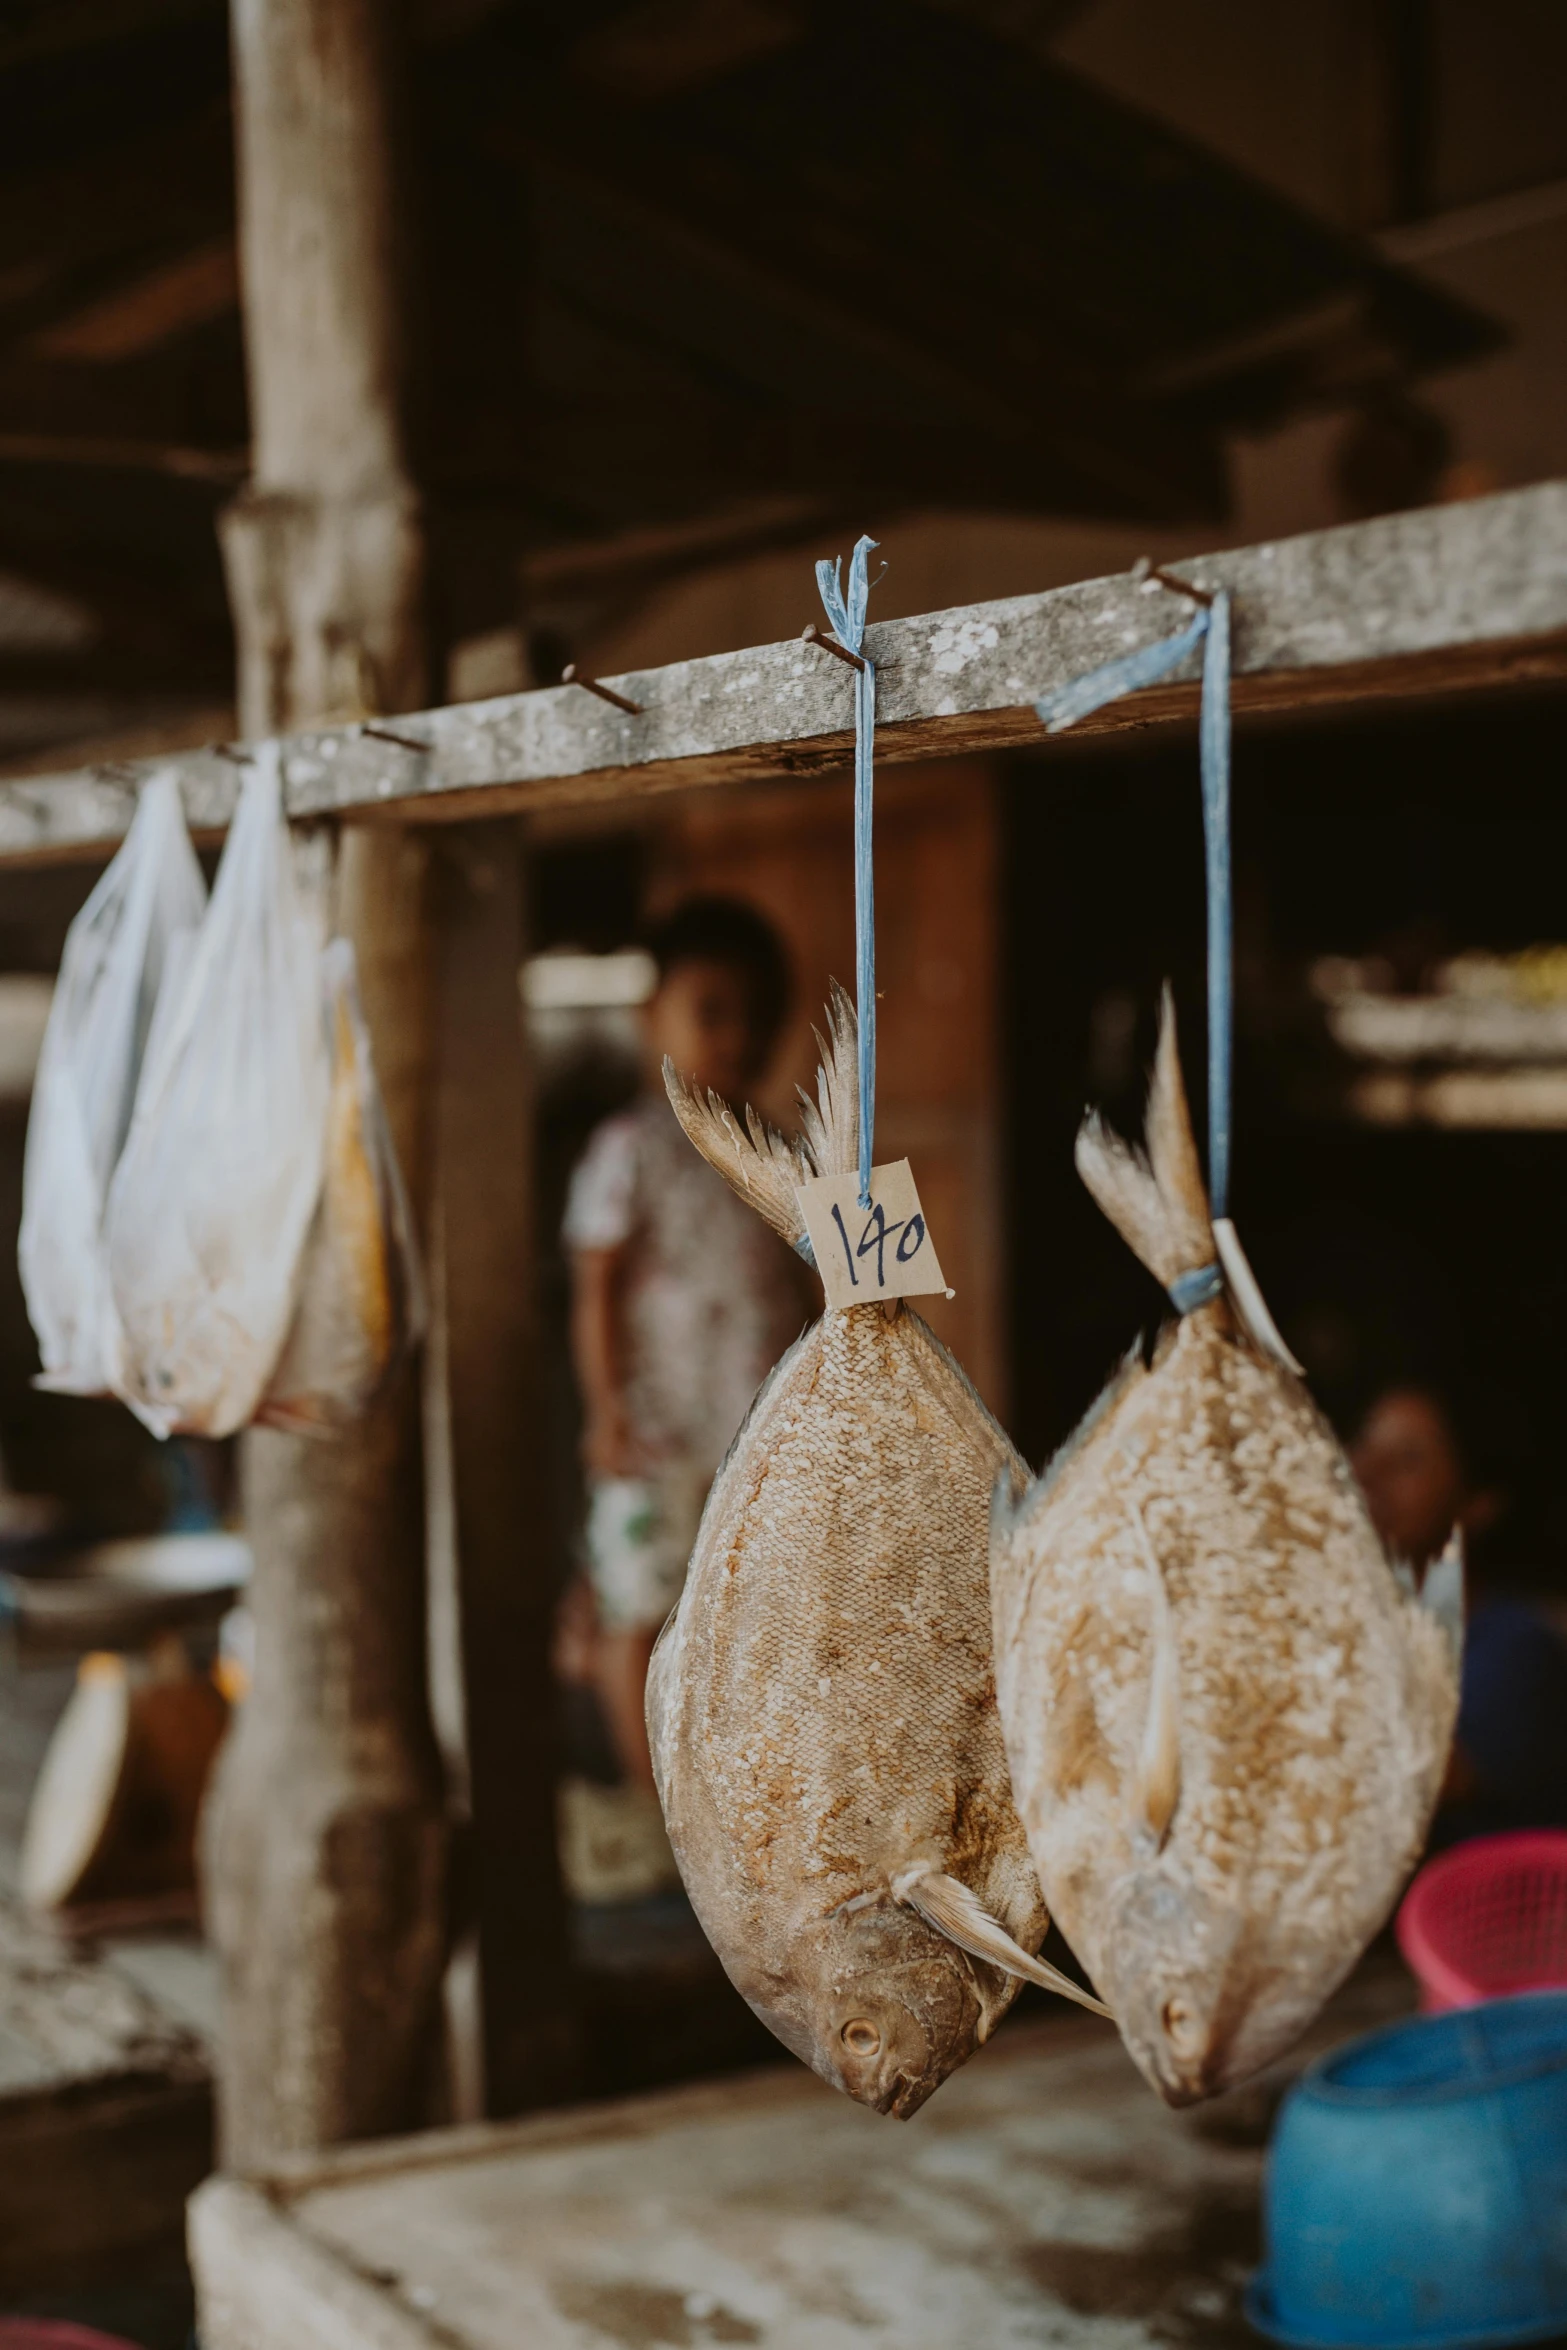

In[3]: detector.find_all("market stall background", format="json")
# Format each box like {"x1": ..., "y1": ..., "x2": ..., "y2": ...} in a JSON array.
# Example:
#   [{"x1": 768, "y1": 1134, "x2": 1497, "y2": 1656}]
[{"x1": 0, "y1": 5, "x2": 1565, "y2": 2343}]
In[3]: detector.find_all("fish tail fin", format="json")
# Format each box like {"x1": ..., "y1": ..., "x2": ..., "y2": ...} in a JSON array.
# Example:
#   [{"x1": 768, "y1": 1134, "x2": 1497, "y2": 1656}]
[
  {"x1": 662, "y1": 983, "x2": 859, "y2": 1247},
  {"x1": 663, "y1": 1062, "x2": 813, "y2": 1247},
  {"x1": 1146, "y1": 984, "x2": 1212, "y2": 1242},
  {"x1": 796, "y1": 981, "x2": 860, "y2": 1178},
  {"x1": 1075, "y1": 986, "x2": 1213, "y2": 1288}
]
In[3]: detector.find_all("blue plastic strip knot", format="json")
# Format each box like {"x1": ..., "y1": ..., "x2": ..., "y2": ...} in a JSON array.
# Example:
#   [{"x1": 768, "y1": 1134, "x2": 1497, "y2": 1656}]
[
  {"x1": 1034, "y1": 607, "x2": 1208, "y2": 736},
  {"x1": 816, "y1": 535, "x2": 880, "y2": 1208},
  {"x1": 1033, "y1": 581, "x2": 1235, "y2": 1224},
  {"x1": 1167, "y1": 1263, "x2": 1223, "y2": 1315}
]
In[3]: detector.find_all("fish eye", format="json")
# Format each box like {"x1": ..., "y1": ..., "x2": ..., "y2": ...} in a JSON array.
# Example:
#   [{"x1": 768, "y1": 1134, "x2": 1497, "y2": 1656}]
[{"x1": 841, "y1": 2017, "x2": 882, "y2": 2056}]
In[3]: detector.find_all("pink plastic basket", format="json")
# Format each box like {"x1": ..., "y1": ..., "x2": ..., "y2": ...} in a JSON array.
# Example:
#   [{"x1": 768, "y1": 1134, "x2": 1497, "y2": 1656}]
[{"x1": 1397, "y1": 1829, "x2": 1567, "y2": 2012}]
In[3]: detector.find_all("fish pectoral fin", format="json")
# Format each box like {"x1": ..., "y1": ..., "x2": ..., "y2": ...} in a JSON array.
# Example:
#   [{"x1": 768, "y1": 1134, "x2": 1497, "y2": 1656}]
[
  {"x1": 662, "y1": 1054, "x2": 813, "y2": 1246},
  {"x1": 1127, "y1": 1504, "x2": 1181, "y2": 1851},
  {"x1": 1418, "y1": 1526, "x2": 1466, "y2": 1671},
  {"x1": 890, "y1": 1864, "x2": 1112, "y2": 2020},
  {"x1": 1211, "y1": 1218, "x2": 1304, "y2": 1375}
]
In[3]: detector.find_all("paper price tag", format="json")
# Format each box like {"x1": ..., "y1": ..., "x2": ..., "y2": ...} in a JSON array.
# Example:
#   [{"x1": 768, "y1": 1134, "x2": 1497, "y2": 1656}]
[{"x1": 796, "y1": 1159, "x2": 951, "y2": 1313}]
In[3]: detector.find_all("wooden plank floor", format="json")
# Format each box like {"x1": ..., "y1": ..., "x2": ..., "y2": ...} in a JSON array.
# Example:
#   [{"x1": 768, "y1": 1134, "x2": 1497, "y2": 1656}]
[{"x1": 192, "y1": 1960, "x2": 1413, "y2": 2350}]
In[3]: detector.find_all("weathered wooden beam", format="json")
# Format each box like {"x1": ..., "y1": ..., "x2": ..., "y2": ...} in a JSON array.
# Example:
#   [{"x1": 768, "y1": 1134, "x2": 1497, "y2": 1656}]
[{"x1": 1, "y1": 483, "x2": 1564, "y2": 867}]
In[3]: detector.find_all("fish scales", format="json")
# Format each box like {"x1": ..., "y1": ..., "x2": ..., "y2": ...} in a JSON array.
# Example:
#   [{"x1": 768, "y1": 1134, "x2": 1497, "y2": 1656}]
[
  {"x1": 649, "y1": 990, "x2": 1106, "y2": 2120},
  {"x1": 658, "y1": 1306, "x2": 1030, "y2": 1906},
  {"x1": 992, "y1": 996, "x2": 1459, "y2": 2107}
]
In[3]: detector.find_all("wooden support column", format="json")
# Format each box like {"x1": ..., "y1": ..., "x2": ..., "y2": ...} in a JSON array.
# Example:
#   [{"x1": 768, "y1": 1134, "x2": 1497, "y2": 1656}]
[
  {"x1": 220, "y1": 0, "x2": 426, "y2": 736},
  {"x1": 203, "y1": 0, "x2": 449, "y2": 2165},
  {"x1": 431, "y1": 826, "x2": 576, "y2": 2115}
]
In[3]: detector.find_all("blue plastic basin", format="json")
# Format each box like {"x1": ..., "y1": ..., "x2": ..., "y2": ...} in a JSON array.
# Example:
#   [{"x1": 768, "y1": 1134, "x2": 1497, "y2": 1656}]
[{"x1": 1247, "y1": 1993, "x2": 1567, "y2": 2350}]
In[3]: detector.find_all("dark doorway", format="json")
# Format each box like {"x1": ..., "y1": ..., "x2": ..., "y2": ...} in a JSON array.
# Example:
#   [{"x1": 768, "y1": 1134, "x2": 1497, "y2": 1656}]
[{"x1": 1003, "y1": 685, "x2": 1567, "y2": 1595}]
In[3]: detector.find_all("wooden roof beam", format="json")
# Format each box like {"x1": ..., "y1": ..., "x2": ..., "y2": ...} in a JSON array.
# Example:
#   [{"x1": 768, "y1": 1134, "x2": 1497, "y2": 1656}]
[{"x1": 0, "y1": 482, "x2": 1563, "y2": 869}]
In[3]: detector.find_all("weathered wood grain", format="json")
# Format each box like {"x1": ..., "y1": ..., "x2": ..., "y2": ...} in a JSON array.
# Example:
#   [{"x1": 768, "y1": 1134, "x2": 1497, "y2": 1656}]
[
  {"x1": 191, "y1": 2177, "x2": 436, "y2": 2350},
  {"x1": 0, "y1": 1898, "x2": 204, "y2": 2093},
  {"x1": 4, "y1": 483, "x2": 1565, "y2": 868},
  {"x1": 189, "y1": 1961, "x2": 1416, "y2": 2350}
]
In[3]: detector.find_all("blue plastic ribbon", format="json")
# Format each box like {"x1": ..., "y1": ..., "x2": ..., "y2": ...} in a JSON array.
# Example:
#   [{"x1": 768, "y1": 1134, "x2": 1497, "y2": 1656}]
[
  {"x1": 1167, "y1": 1263, "x2": 1223, "y2": 1315},
  {"x1": 1200, "y1": 590, "x2": 1232, "y2": 1219},
  {"x1": 1034, "y1": 607, "x2": 1208, "y2": 735},
  {"x1": 817, "y1": 535, "x2": 880, "y2": 1208},
  {"x1": 1035, "y1": 582, "x2": 1234, "y2": 1222}
]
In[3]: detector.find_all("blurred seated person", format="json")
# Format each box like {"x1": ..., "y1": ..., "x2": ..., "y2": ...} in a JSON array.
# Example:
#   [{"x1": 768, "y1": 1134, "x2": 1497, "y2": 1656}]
[
  {"x1": 563, "y1": 899, "x2": 813, "y2": 1790},
  {"x1": 1351, "y1": 1382, "x2": 1567, "y2": 1844}
]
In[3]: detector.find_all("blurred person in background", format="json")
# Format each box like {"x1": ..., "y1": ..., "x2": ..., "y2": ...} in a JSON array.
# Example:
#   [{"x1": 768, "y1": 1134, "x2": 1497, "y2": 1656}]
[
  {"x1": 1352, "y1": 1381, "x2": 1567, "y2": 1844},
  {"x1": 563, "y1": 898, "x2": 812, "y2": 1793}
]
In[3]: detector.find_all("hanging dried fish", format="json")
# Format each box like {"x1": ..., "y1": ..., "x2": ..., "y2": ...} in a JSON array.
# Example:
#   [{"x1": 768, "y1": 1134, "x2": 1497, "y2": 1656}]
[
  {"x1": 649, "y1": 991, "x2": 1107, "y2": 2120},
  {"x1": 990, "y1": 997, "x2": 1461, "y2": 2107}
]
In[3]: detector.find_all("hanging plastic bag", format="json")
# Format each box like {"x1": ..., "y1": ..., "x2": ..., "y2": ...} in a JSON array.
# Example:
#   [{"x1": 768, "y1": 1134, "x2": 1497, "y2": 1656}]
[
  {"x1": 256, "y1": 935, "x2": 425, "y2": 1433},
  {"x1": 103, "y1": 745, "x2": 330, "y2": 1437},
  {"x1": 20, "y1": 771, "x2": 207, "y2": 1395}
]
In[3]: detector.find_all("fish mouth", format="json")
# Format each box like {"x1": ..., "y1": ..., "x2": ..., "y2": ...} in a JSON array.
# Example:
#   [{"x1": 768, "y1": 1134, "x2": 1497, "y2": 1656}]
[
  {"x1": 1150, "y1": 2067, "x2": 1207, "y2": 2110},
  {"x1": 876, "y1": 2070, "x2": 939, "y2": 2121},
  {"x1": 1137, "y1": 2029, "x2": 1241, "y2": 2109},
  {"x1": 1126, "y1": 2028, "x2": 1221, "y2": 2108},
  {"x1": 1114, "y1": 2006, "x2": 1222, "y2": 2108}
]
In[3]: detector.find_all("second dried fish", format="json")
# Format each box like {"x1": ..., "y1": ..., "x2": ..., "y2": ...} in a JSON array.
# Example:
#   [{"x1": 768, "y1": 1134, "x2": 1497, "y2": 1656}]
[{"x1": 991, "y1": 999, "x2": 1460, "y2": 2105}]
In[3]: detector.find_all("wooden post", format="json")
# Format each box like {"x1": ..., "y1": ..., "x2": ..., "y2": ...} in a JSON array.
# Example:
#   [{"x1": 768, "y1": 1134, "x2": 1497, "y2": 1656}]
[
  {"x1": 220, "y1": 0, "x2": 426, "y2": 735},
  {"x1": 203, "y1": 0, "x2": 449, "y2": 2164},
  {"x1": 431, "y1": 826, "x2": 577, "y2": 2114}
]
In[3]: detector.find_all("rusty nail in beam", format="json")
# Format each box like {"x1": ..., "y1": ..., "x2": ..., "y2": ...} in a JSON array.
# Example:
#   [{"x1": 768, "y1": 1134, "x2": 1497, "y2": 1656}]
[
  {"x1": 562, "y1": 663, "x2": 643, "y2": 716},
  {"x1": 361, "y1": 724, "x2": 432, "y2": 753},
  {"x1": 801, "y1": 622, "x2": 866, "y2": 674},
  {"x1": 1133, "y1": 558, "x2": 1217, "y2": 610}
]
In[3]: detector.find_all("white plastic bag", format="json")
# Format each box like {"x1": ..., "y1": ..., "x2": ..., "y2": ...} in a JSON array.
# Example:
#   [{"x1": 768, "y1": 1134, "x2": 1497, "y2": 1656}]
[
  {"x1": 104, "y1": 746, "x2": 330, "y2": 1437},
  {"x1": 20, "y1": 771, "x2": 207, "y2": 1395},
  {"x1": 256, "y1": 935, "x2": 425, "y2": 1433}
]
